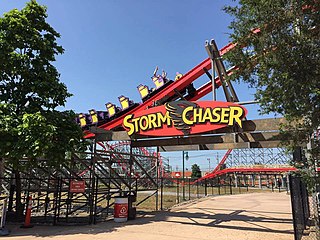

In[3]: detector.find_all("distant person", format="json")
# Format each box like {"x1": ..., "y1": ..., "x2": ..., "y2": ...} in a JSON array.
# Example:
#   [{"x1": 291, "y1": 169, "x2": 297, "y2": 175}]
[{"x1": 277, "y1": 178, "x2": 282, "y2": 188}]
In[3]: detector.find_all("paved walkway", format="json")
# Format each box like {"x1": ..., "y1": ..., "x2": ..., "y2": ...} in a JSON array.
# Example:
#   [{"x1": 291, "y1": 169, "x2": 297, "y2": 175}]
[{"x1": 6, "y1": 192, "x2": 293, "y2": 240}]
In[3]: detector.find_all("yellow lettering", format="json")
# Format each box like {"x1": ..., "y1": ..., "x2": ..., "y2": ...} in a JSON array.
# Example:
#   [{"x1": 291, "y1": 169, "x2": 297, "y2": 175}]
[
  {"x1": 148, "y1": 113, "x2": 157, "y2": 128},
  {"x1": 220, "y1": 108, "x2": 230, "y2": 124},
  {"x1": 182, "y1": 106, "x2": 194, "y2": 125},
  {"x1": 131, "y1": 117, "x2": 140, "y2": 133},
  {"x1": 139, "y1": 116, "x2": 148, "y2": 131},
  {"x1": 157, "y1": 112, "x2": 171, "y2": 127},
  {"x1": 124, "y1": 105, "x2": 245, "y2": 136},
  {"x1": 229, "y1": 106, "x2": 243, "y2": 127},
  {"x1": 211, "y1": 108, "x2": 221, "y2": 123},
  {"x1": 123, "y1": 115, "x2": 135, "y2": 136},
  {"x1": 202, "y1": 108, "x2": 212, "y2": 123},
  {"x1": 193, "y1": 108, "x2": 202, "y2": 123}
]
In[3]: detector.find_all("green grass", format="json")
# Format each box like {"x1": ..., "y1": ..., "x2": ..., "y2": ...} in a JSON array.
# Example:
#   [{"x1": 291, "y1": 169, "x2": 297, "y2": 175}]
[{"x1": 134, "y1": 185, "x2": 274, "y2": 210}]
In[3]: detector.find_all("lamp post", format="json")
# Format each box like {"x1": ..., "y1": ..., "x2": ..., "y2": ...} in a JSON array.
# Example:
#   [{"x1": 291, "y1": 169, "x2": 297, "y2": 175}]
[{"x1": 182, "y1": 151, "x2": 189, "y2": 200}]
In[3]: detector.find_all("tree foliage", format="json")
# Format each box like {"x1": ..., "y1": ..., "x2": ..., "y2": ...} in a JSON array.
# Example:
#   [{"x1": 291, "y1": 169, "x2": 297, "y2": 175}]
[
  {"x1": 224, "y1": 0, "x2": 320, "y2": 179},
  {"x1": 0, "y1": 0, "x2": 84, "y2": 168},
  {"x1": 191, "y1": 164, "x2": 201, "y2": 179}
]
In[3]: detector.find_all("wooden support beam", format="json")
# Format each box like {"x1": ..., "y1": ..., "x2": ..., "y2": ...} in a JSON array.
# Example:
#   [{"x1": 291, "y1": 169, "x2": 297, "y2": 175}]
[
  {"x1": 130, "y1": 132, "x2": 281, "y2": 148},
  {"x1": 92, "y1": 118, "x2": 290, "y2": 152}
]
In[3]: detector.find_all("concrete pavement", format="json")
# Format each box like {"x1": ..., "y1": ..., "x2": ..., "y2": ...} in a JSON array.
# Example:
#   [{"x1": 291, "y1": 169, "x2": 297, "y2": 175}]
[{"x1": 6, "y1": 192, "x2": 293, "y2": 240}]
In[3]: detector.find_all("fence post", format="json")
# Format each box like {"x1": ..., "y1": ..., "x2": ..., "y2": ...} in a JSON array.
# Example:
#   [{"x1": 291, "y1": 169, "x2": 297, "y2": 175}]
[
  {"x1": 25, "y1": 178, "x2": 31, "y2": 214},
  {"x1": 197, "y1": 181, "x2": 199, "y2": 198},
  {"x1": 57, "y1": 177, "x2": 62, "y2": 223},
  {"x1": 211, "y1": 179, "x2": 214, "y2": 195},
  {"x1": 245, "y1": 175, "x2": 248, "y2": 192},
  {"x1": 53, "y1": 178, "x2": 58, "y2": 226},
  {"x1": 176, "y1": 179, "x2": 179, "y2": 204},
  {"x1": 272, "y1": 180, "x2": 274, "y2": 192},
  {"x1": 188, "y1": 179, "x2": 191, "y2": 200},
  {"x1": 312, "y1": 191, "x2": 320, "y2": 240},
  {"x1": 289, "y1": 175, "x2": 298, "y2": 240},
  {"x1": 135, "y1": 178, "x2": 138, "y2": 192},
  {"x1": 160, "y1": 177, "x2": 163, "y2": 210},
  {"x1": 44, "y1": 177, "x2": 50, "y2": 221},
  {"x1": 8, "y1": 177, "x2": 15, "y2": 212},
  {"x1": 205, "y1": 179, "x2": 207, "y2": 196},
  {"x1": 94, "y1": 177, "x2": 99, "y2": 224},
  {"x1": 66, "y1": 179, "x2": 71, "y2": 224},
  {"x1": 0, "y1": 197, "x2": 9, "y2": 236}
]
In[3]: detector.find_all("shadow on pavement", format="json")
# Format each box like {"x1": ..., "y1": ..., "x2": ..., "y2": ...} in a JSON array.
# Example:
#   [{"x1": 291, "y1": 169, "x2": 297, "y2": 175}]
[{"x1": 6, "y1": 204, "x2": 294, "y2": 238}]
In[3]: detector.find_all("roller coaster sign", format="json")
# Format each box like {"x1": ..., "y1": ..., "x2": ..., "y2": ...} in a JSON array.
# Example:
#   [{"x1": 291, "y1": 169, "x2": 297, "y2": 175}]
[{"x1": 123, "y1": 101, "x2": 247, "y2": 137}]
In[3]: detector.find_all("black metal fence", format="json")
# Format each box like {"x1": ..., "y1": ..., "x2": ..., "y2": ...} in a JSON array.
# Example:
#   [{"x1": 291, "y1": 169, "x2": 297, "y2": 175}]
[
  {"x1": 0, "y1": 174, "x2": 290, "y2": 226},
  {"x1": 289, "y1": 175, "x2": 310, "y2": 240},
  {"x1": 158, "y1": 175, "x2": 287, "y2": 210},
  {"x1": 289, "y1": 175, "x2": 320, "y2": 240}
]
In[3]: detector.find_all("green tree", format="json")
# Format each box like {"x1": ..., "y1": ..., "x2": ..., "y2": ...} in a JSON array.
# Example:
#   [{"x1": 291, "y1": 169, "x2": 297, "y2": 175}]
[
  {"x1": 224, "y1": 1, "x2": 319, "y2": 184},
  {"x1": 191, "y1": 164, "x2": 202, "y2": 179},
  {"x1": 0, "y1": 1, "x2": 84, "y2": 216}
]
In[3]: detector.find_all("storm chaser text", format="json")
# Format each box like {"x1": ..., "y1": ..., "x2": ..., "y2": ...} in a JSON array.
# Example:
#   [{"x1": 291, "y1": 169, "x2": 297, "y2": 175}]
[{"x1": 123, "y1": 106, "x2": 244, "y2": 136}]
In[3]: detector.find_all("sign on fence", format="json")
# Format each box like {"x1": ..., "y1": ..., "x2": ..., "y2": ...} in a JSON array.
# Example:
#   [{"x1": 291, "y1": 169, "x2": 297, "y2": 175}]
[{"x1": 70, "y1": 181, "x2": 85, "y2": 193}]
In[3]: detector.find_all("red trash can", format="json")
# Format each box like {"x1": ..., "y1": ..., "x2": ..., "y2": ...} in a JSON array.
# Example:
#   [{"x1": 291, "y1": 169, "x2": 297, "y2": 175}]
[{"x1": 114, "y1": 197, "x2": 128, "y2": 223}]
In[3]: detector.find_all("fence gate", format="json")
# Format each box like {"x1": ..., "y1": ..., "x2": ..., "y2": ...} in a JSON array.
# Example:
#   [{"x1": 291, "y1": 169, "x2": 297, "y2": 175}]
[{"x1": 289, "y1": 175, "x2": 320, "y2": 240}]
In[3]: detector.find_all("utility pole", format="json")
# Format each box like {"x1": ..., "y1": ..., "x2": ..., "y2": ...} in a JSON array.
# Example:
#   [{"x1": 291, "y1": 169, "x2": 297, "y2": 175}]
[{"x1": 207, "y1": 158, "x2": 211, "y2": 172}]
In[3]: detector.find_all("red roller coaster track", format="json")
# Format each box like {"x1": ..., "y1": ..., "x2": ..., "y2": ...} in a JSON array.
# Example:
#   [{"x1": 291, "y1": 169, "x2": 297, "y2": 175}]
[
  {"x1": 192, "y1": 167, "x2": 297, "y2": 184},
  {"x1": 83, "y1": 41, "x2": 239, "y2": 180},
  {"x1": 84, "y1": 42, "x2": 237, "y2": 138},
  {"x1": 84, "y1": 34, "x2": 319, "y2": 180}
]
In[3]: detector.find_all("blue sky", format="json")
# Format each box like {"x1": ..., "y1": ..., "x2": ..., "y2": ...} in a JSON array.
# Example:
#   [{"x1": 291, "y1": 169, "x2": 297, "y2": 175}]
[{"x1": 0, "y1": 0, "x2": 277, "y2": 171}]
